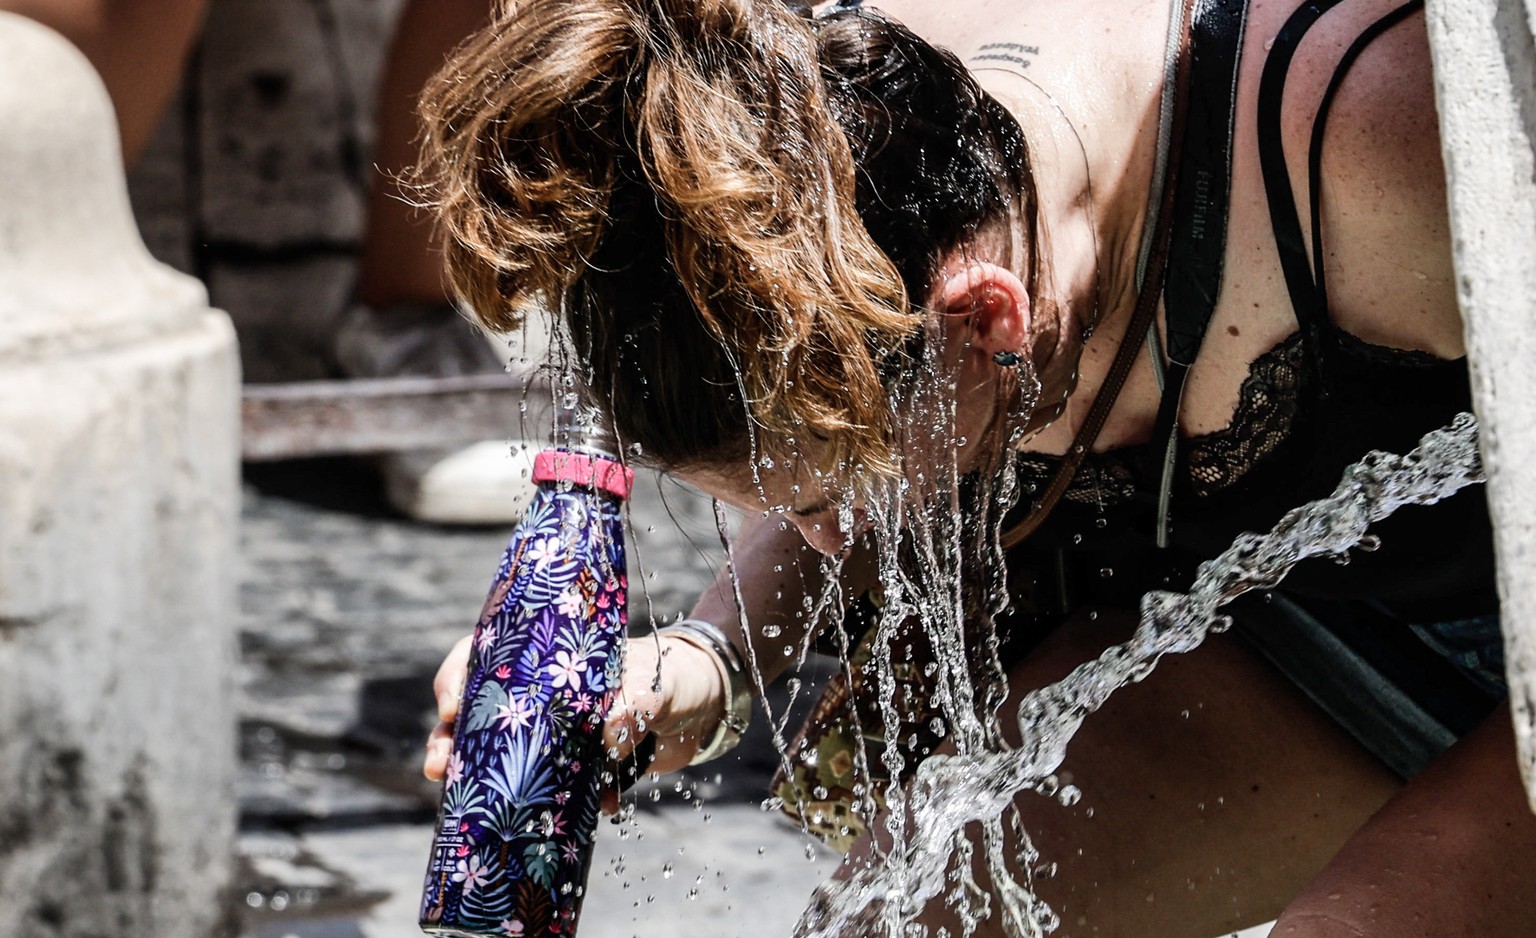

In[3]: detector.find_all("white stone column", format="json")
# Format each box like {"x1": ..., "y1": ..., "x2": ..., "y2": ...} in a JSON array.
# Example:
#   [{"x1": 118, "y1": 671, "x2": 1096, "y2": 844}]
[
  {"x1": 0, "y1": 13, "x2": 241, "y2": 936},
  {"x1": 1424, "y1": 0, "x2": 1536, "y2": 811}
]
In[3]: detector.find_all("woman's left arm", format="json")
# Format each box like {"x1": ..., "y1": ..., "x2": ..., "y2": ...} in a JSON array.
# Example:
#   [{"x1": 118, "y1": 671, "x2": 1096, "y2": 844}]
[{"x1": 1272, "y1": 704, "x2": 1536, "y2": 936}]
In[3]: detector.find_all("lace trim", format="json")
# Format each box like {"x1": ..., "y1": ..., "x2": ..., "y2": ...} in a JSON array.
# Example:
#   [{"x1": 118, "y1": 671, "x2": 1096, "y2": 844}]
[
  {"x1": 1016, "y1": 328, "x2": 1454, "y2": 507},
  {"x1": 1184, "y1": 331, "x2": 1305, "y2": 496},
  {"x1": 1017, "y1": 452, "x2": 1139, "y2": 509}
]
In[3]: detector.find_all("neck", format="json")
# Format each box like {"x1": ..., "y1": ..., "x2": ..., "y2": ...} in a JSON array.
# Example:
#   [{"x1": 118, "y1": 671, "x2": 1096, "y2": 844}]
[
  {"x1": 967, "y1": 34, "x2": 1166, "y2": 445},
  {"x1": 984, "y1": 71, "x2": 1156, "y2": 346}
]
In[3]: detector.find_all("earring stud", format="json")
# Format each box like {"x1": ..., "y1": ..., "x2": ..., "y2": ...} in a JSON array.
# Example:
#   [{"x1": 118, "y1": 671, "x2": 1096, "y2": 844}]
[{"x1": 992, "y1": 350, "x2": 1024, "y2": 367}]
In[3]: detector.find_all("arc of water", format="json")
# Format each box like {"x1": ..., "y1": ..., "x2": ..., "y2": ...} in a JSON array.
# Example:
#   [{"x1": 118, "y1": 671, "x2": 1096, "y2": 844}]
[{"x1": 797, "y1": 412, "x2": 1485, "y2": 938}]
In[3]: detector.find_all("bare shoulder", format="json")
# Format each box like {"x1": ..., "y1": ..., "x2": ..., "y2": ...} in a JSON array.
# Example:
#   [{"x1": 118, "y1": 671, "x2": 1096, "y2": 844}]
[{"x1": 1253, "y1": 0, "x2": 1462, "y2": 354}]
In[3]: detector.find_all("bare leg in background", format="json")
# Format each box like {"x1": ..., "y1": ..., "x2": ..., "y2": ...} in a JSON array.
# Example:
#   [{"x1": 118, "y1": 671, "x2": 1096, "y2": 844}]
[
  {"x1": 0, "y1": 0, "x2": 208, "y2": 164},
  {"x1": 355, "y1": 0, "x2": 489, "y2": 311}
]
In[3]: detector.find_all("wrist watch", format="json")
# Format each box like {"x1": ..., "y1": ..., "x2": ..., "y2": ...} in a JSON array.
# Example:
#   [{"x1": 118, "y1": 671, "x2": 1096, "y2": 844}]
[{"x1": 659, "y1": 618, "x2": 753, "y2": 765}]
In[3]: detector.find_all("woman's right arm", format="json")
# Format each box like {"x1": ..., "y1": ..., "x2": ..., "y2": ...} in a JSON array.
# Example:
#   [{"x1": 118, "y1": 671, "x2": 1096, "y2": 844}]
[{"x1": 423, "y1": 509, "x2": 875, "y2": 783}]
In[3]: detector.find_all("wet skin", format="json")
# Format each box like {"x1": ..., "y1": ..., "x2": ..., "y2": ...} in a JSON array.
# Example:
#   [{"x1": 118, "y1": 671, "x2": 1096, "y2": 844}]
[{"x1": 422, "y1": 0, "x2": 1536, "y2": 933}]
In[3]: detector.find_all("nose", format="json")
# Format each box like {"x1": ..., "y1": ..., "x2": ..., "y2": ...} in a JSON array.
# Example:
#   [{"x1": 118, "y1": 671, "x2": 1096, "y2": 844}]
[{"x1": 789, "y1": 509, "x2": 850, "y2": 556}]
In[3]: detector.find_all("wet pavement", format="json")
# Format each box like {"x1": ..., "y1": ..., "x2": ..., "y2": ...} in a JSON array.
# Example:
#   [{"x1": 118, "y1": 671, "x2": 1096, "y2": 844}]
[{"x1": 234, "y1": 457, "x2": 839, "y2": 938}]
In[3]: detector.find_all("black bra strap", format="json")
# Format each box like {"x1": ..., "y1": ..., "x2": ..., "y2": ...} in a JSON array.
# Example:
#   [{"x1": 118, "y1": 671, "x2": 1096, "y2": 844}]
[
  {"x1": 1257, "y1": 1, "x2": 1341, "y2": 365},
  {"x1": 1257, "y1": 0, "x2": 1425, "y2": 382},
  {"x1": 1306, "y1": 0, "x2": 1425, "y2": 307}
]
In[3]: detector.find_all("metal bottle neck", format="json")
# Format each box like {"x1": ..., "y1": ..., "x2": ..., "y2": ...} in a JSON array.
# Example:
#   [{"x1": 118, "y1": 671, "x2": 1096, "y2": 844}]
[{"x1": 552, "y1": 405, "x2": 620, "y2": 460}]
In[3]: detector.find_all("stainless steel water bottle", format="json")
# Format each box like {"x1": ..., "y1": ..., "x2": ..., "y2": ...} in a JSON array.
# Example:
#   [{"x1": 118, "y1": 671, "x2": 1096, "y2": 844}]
[{"x1": 420, "y1": 415, "x2": 634, "y2": 937}]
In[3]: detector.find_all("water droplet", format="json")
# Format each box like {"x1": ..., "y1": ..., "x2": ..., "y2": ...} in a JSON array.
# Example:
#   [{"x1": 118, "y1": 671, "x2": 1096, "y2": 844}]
[
  {"x1": 663, "y1": 863, "x2": 674, "y2": 879},
  {"x1": 761, "y1": 623, "x2": 783, "y2": 638}
]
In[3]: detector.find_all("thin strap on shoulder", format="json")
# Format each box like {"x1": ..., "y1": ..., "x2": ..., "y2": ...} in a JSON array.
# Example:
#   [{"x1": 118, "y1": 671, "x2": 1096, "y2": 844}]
[
  {"x1": 1306, "y1": 0, "x2": 1425, "y2": 306},
  {"x1": 1257, "y1": 0, "x2": 1425, "y2": 373},
  {"x1": 1257, "y1": 1, "x2": 1342, "y2": 350}
]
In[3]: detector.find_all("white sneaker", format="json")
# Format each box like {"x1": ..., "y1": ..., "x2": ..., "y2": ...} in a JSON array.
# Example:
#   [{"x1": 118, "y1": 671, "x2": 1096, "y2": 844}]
[{"x1": 381, "y1": 440, "x2": 542, "y2": 526}]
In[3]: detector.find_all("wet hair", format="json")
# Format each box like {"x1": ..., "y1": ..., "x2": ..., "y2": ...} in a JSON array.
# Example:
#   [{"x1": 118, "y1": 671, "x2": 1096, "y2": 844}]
[{"x1": 416, "y1": 0, "x2": 1037, "y2": 477}]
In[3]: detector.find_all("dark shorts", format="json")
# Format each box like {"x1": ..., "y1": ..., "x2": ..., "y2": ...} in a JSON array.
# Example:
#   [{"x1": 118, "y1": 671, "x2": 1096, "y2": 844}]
[{"x1": 1232, "y1": 592, "x2": 1506, "y2": 779}]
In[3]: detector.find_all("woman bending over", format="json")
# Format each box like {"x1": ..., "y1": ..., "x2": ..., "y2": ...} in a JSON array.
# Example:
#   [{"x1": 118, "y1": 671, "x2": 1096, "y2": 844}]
[{"x1": 420, "y1": 0, "x2": 1536, "y2": 933}]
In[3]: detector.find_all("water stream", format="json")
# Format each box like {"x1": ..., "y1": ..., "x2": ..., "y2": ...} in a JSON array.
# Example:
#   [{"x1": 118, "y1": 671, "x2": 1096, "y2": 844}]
[{"x1": 790, "y1": 412, "x2": 1485, "y2": 937}]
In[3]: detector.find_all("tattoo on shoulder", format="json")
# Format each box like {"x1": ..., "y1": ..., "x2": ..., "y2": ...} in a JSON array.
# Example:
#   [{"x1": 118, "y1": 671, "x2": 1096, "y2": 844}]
[{"x1": 970, "y1": 42, "x2": 1041, "y2": 71}]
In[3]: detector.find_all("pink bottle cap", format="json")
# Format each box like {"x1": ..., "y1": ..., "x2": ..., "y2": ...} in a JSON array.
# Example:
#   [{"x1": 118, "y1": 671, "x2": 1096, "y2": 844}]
[{"x1": 532, "y1": 449, "x2": 635, "y2": 500}]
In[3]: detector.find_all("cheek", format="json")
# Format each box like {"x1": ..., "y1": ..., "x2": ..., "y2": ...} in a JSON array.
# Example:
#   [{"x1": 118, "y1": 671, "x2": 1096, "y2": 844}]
[{"x1": 1028, "y1": 299, "x2": 1069, "y2": 372}]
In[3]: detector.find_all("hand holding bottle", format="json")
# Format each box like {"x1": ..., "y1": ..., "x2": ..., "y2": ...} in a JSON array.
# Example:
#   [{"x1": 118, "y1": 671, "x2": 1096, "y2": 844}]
[{"x1": 424, "y1": 629, "x2": 730, "y2": 803}]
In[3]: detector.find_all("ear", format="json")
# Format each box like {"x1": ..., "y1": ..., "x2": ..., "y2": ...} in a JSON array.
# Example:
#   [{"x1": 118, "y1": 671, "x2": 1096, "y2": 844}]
[{"x1": 937, "y1": 262, "x2": 1031, "y2": 357}]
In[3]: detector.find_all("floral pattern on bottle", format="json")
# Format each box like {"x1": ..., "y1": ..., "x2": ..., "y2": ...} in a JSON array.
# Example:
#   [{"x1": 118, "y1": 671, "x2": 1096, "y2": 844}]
[{"x1": 420, "y1": 479, "x2": 627, "y2": 937}]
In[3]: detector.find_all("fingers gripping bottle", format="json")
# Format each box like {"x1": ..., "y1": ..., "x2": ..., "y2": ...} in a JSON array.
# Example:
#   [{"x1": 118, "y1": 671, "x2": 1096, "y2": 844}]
[{"x1": 420, "y1": 420, "x2": 634, "y2": 937}]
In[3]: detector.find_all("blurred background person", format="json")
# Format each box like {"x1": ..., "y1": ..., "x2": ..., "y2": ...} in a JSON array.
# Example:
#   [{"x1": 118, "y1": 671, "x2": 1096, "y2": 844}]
[{"x1": 0, "y1": 0, "x2": 536, "y2": 524}]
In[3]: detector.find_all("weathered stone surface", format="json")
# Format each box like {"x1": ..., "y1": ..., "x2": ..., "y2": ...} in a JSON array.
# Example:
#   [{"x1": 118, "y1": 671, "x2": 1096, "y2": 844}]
[
  {"x1": 119, "y1": 0, "x2": 407, "y2": 379},
  {"x1": 1424, "y1": 0, "x2": 1536, "y2": 812},
  {"x1": 0, "y1": 13, "x2": 241, "y2": 937},
  {"x1": 209, "y1": 255, "x2": 357, "y2": 381},
  {"x1": 196, "y1": 0, "x2": 377, "y2": 248}
]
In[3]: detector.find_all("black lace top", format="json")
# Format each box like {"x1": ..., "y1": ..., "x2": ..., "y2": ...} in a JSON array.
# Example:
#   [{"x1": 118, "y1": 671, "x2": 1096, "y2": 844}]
[
  {"x1": 1016, "y1": 322, "x2": 1495, "y2": 621},
  {"x1": 1009, "y1": 0, "x2": 1496, "y2": 624}
]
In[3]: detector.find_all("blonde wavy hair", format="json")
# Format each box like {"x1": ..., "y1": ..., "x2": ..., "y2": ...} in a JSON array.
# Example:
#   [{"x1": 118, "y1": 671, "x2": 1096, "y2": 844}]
[{"x1": 415, "y1": 0, "x2": 1034, "y2": 477}]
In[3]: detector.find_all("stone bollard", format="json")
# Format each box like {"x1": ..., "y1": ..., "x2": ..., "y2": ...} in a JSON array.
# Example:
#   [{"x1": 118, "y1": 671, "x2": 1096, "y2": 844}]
[
  {"x1": 1424, "y1": 0, "x2": 1536, "y2": 812},
  {"x1": 0, "y1": 13, "x2": 241, "y2": 938}
]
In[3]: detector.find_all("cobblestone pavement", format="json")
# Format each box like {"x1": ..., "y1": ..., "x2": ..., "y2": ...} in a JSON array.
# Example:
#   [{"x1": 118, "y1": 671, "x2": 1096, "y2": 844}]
[{"x1": 235, "y1": 458, "x2": 838, "y2": 938}]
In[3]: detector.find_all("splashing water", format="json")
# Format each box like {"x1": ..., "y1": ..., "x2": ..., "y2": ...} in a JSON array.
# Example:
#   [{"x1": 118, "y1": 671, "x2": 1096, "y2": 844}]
[{"x1": 793, "y1": 412, "x2": 1485, "y2": 937}]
